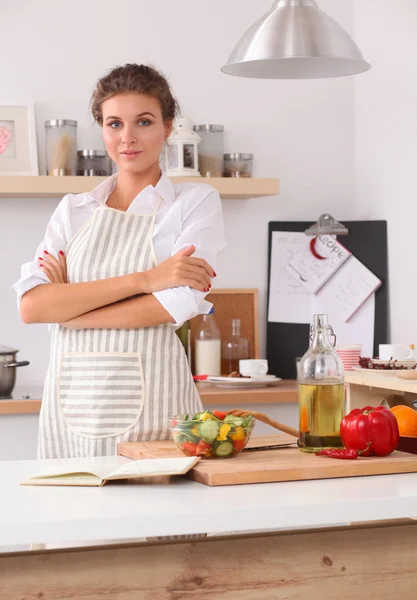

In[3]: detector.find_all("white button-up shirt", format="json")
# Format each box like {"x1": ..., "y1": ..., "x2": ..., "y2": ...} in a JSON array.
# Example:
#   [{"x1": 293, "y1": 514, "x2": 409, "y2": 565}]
[{"x1": 13, "y1": 173, "x2": 225, "y2": 327}]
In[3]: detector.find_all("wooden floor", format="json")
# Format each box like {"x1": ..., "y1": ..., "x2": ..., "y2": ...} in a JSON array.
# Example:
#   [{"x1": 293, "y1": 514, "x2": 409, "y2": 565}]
[{"x1": 1, "y1": 521, "x2": 417, "y2": 599}]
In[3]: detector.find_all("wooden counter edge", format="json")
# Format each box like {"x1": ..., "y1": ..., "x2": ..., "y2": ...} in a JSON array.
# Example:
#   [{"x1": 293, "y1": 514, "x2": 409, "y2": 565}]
[
  {"x1": 0, "y1": 400, "x2": 42, "y2": 415},
  {"x1": 0, "y1": 381, "x2": 298, "y2": 415},
  {"x1": 2, "y1": 520, "x2": 417, "y2": 599}
]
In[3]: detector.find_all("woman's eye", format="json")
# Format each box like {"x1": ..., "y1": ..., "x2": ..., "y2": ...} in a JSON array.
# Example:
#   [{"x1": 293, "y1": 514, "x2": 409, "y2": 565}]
[
  {"x1": 109, "y1": 121, "x2": 121, "y2": 129},
  {"x1": 138, "y1": 119, "x2": 151, "y2": 126}
]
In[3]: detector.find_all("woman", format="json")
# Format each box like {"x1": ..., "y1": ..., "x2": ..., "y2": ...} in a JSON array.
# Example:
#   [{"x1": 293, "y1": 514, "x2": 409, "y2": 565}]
[{"x1": 14, "y1": 63, "x2": 225, "y2": 459}]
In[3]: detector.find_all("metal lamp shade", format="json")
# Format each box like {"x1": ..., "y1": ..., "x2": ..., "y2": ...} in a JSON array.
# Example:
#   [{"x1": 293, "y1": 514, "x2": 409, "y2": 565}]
[{"x1": 221, "y1": 0, "x2": 371, "y2": 80}]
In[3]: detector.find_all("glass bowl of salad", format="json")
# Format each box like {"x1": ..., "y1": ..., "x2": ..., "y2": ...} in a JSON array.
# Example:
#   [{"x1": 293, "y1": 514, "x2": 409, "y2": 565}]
[{"x1": 170, "y1": 410, "x2": 255, "y2": 459}]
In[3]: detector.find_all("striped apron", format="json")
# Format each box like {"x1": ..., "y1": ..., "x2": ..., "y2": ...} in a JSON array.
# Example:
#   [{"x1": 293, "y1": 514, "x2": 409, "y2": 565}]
[{"x1": 38, "y1": 196, "x2": 203, "y2": 459}]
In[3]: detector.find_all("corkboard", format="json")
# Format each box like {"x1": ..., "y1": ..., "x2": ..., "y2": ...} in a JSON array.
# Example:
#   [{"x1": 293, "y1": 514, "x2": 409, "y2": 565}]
[{"x1": 190, "y1": 288, "x2": 260, "y2": 374}]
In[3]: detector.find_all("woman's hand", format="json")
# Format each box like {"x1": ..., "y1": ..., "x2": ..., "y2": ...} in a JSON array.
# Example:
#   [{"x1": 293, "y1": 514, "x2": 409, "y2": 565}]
[
  {"x1": 38, "y1": 250, "x2": 67, "y2": 284},
  {"x1": 142, "y1": 245, "x2": 215, "y2": 293}
]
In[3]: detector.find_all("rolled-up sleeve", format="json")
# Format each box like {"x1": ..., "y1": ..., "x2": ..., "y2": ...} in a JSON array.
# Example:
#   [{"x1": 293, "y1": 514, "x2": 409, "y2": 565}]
[
  {"x1": 12, "y1": 195, "x2": 72, "y2": 306},
  {"x1": 153, "y1": 188, "x2": 225, "y2": 327}
]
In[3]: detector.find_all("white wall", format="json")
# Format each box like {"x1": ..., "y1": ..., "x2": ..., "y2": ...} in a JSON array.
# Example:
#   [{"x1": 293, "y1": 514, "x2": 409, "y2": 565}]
[
  {"x1": 354, "y1": 0, "x2": 417, "y2": 344},
  {"x1": 0, "y1": 0, "x2": 356, "y2": 386}
]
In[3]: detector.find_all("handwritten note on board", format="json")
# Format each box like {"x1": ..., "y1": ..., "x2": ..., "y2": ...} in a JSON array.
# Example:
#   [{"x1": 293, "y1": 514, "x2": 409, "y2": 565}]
[
  {"x1": 287, "y1": 235, "x2": 351, "y2": 294},
  {"x1": 315, "y1": 256, "x2": 381, "y2": 322},
  {"x1": 268, "y1": 232, "x2": 311, "y2": 324},
  {"x1": 268, "y1": 231, "x2": 381, "y2": 352}
]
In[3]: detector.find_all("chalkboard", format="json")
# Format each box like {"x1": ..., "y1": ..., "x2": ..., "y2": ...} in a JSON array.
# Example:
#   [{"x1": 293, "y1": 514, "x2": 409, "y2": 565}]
[{"x1": 266, "y1": 221, "x2": 388, "y2": 379}]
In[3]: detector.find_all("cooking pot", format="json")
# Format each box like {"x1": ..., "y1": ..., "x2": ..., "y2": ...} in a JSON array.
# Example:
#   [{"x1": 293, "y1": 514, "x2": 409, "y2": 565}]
[{"x1": 0, "y1": 345, "x2": 30, "y2": 398}]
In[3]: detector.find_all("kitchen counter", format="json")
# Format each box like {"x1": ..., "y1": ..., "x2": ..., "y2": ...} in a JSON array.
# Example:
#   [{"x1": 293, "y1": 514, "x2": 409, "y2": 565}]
[
  {"x1": 1, "y1": 454, "x2": 417, "y2": 546},
  {"x1": 2, "y1": 453, "x2": 417, "y2": 598}
]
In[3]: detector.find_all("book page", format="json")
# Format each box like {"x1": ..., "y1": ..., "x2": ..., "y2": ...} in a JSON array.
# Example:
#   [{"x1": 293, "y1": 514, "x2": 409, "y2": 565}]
[
  {"x1": 27, "y1": 464, "x2": 111, "y2": 481},
  {"x1": 23, "y1": 473, "x2": 102, "y2": 487},
  {"x1": 106, "y1": 457, "x2": 199, "y2": 480}
]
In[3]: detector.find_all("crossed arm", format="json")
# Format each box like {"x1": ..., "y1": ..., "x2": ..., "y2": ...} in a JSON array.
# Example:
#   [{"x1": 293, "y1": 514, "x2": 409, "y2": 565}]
[{"x1": 20, "y1": 246, "x2": 214, "y2": 329}]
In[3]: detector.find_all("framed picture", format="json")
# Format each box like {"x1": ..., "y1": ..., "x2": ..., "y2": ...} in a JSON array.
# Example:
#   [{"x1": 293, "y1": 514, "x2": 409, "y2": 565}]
[{"x1": 0, "y1": 103, "x2": 38, "y2": 175}]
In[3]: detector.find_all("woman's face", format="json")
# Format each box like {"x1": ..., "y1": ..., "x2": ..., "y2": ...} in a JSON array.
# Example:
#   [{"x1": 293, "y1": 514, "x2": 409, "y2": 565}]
[{"x1": 102, "y1": 92, "x2": 171, "y2": 174}]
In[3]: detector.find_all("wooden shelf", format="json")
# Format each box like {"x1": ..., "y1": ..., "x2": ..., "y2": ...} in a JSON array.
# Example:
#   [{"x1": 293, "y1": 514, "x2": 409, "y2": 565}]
[
  {"x1": 198, "y1": 381, "x2": 298, "y2": 405},
  {"x1": 0, "y1": 176, "x2": 279, "y2": 199},
  {"x1": 345, "y1": 372, "x2": 417, "y2": 395},
  {"x1": 0, "y1": 381, "x2": 297, "y2": 415}
]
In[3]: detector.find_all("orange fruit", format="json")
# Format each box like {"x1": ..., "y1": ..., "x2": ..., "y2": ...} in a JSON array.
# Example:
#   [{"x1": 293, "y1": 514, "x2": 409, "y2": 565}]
[{"x1": 391, "y1": 405, "x2": 417, "y2": 436}]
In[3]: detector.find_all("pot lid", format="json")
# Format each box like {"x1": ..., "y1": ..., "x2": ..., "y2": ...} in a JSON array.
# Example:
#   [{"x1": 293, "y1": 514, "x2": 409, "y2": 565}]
[{"x1": 0, "y1": 345, "x2": 18, "y2": 355}]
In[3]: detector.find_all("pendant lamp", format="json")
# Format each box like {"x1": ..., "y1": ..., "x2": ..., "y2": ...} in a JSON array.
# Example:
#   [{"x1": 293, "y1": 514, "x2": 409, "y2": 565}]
[{"x1": 221, "y1": 0, "x2": 370, "y2": 79}]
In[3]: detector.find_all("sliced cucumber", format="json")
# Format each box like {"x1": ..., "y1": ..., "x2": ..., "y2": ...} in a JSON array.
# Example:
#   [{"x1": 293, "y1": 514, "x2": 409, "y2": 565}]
[
  {"x1": 215, "y1": 441, "x2": 234, "y2": 457},
  {"x1": 192, "y1": 412, "x2": 204, "y2": 421},
  {"x1": 175, "y1": 431, "x2": 200, "y2": 445},
  {"x1": 224, "y1": 414, "x2": 244, "y2": 427},
  {"x1": 198, "y1": 420, "x2": 220, "y2": 443}
]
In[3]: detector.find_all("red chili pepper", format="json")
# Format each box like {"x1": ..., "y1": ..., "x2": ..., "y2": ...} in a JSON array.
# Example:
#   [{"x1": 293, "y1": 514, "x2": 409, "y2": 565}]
[
  {"x1": 340, "y1": 405, "x2": 399, "y2": 457},
  {"x1": 315, "y1": 448, "x2": 361, "y2": 459}
]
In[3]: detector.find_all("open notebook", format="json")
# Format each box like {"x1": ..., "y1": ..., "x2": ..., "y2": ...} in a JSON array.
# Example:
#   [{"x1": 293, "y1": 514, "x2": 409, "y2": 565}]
[{"x1": 21, "y1": 457, "x2": 199, "y2": 487}]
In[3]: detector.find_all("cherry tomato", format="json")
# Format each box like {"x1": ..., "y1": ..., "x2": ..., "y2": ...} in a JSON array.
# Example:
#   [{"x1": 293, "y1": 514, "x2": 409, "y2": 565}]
[
  {"x1": 212, "y1": 410, "x2": 228, "y2": 421},
  {"x1": 182, "y1": 442, "x2": 198, "y2": 456},
  {"x1": 232, "y1": 439, "x2": 246, "y2": 453},
  {"x1": 196, "y1": 440, "x2": 212, "y2": 456}
]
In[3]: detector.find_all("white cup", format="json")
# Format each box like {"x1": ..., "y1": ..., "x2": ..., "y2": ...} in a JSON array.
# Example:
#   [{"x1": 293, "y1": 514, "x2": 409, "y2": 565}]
[
  {"x1": 239, "y1": 359, "x2": 268, "y2": 377},
  {"x1": 379, "y1": 344, "x2": 413, "y2": 361}
]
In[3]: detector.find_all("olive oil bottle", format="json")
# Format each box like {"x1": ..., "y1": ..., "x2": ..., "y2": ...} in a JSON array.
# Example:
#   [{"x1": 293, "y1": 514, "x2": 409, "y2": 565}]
[{"x1": 297, "y1": 314, "x2": 345, "y2": 452}]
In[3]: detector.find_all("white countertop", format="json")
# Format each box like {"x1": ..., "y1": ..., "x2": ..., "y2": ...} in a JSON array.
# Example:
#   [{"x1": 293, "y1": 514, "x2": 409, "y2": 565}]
[{"x1": 2, "y1": 456, "x2": 417, "y2": 549}]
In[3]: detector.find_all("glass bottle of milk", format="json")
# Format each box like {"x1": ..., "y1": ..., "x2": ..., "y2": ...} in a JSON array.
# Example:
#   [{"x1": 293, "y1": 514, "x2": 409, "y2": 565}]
[{"x1": 194, "y1": 307, "x2": 221, "y2": 376}]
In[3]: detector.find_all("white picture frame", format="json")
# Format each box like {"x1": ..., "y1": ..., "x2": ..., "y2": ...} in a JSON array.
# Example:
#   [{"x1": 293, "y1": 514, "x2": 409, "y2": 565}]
[{"x1": 0, "y1": 103, "x2": 39, "y2": 175}]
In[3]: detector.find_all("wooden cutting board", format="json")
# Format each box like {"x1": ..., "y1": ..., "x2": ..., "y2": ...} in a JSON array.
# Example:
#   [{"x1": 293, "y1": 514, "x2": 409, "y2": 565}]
[{"x1": 117, "y1": 435, "x2": 417, "y2": 487}]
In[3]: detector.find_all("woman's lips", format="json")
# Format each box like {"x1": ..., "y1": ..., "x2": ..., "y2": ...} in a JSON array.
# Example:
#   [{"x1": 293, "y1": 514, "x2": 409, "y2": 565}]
[{"x1": 120, "y1": 150, "x2": 143, "y2": 159}]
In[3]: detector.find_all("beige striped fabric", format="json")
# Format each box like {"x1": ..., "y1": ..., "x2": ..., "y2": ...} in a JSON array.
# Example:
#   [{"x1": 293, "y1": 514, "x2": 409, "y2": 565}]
[{"x1": 38, "y1": 199, "x2": 202, "y2": 459}]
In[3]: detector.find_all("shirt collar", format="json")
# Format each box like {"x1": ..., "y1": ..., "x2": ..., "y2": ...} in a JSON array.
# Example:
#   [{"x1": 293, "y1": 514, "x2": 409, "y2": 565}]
[{"x1": 75, "y1": 172, "x2": 175, "y2": 207}]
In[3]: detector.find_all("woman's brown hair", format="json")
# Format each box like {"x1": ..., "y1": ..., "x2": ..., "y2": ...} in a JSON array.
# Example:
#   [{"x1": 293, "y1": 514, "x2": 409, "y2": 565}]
[{"x1": 91, "y1": 63, "x2": 179, "y2": 125}]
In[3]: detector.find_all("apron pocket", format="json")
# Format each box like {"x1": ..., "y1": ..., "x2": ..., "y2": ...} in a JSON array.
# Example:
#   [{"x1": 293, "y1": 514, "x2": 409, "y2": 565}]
[{"x1": 58, "y1": 352, "x2": 144, "y2": 439}]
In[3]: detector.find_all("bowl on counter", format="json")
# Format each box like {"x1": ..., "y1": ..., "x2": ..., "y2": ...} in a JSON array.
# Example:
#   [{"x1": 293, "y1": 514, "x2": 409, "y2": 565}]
[{"x1": 169, "y1": 411, "x2": 255, "y2": 459}]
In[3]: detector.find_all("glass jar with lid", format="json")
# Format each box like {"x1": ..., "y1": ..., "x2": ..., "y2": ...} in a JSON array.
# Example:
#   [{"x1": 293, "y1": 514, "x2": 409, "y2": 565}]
[
  {"x1": 77, "y1": 150, "x2": 112, "y2": 176},
  {"x1": 45, "y1": 119, "x2": 77, "y2": 176},
  {"x1": 223, "y1": 153, "x2": 253, "y2": 178},
  {"x1": 194, "y1": 308, "x2": 221, "y2": 376},
  {"x1": 193, "y1": 125, "x2": 224, "y2": 177},
  {"x1": 297, "y1": 314, "x2": 345, "y2": 452}
]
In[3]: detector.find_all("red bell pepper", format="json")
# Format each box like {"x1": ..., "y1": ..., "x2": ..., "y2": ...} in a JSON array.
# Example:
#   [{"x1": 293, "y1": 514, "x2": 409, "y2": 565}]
[{"x1": 340, "y1": 405, "x2": 399, "y2": 457}]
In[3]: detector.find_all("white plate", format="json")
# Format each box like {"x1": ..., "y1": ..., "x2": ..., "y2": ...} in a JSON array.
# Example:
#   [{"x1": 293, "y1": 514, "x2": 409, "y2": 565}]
[
  {"x1": 352, "y1": 367, "x2": 416, "y2": 377},
  {"x1": 206, "y1": 375, "x2": 282, "y2": 389},
  {"x1": 371, "y1": 358, "x2": 416, "y2": 367}
]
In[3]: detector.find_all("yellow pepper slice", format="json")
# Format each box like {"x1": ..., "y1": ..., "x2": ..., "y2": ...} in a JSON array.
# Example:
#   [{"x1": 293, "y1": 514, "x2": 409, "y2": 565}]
[
  {"x1": 231, "y1": 426, "x2": 245, "y2": 441},
  {"x1": 200, "y1": 412, "x2": 212, "y2": 421},
  {"x1": 216, "y1": 423, "x2": 231, "y2": 441}
]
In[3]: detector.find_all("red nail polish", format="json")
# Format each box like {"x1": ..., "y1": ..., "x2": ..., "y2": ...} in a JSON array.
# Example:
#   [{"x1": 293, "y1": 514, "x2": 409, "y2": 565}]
[
  {"x1": 38, "y1": 257, "x2": 43, "y2": 261},
  {"x1": 44, "y1": 250, "x2": 49, "y2": 255},
  {"x1": 213, "y1": 271, "x2": 217, "y2": 277},
  {"x1": 59, "y1": 250, "x2": 64, "y2": 256}
]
